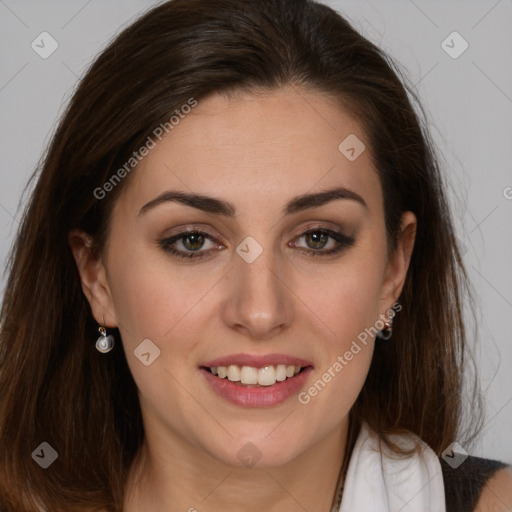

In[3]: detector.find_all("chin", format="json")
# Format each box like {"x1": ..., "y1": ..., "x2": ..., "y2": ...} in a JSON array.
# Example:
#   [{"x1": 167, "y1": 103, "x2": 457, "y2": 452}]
[{"x1": 201, "y1": 432, "x2": 306, "y2": 470}]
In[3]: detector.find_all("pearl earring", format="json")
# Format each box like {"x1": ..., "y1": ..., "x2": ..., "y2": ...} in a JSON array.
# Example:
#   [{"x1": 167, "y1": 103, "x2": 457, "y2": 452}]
[
  {"x1": 377, "y1": 320, "x2": 393, "y2": 341},
  {"x1": 95, "y1": 325, "x2": 115, "y2": 353}
]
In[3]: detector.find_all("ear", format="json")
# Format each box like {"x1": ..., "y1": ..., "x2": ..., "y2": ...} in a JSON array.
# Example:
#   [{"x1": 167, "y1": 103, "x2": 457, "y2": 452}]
[
  {"x1": 68, "y1": 229, "x2": 118, "y2": 328},
  {"x1": 379, "y1": 211, "x2": 417, "y2": 311}
]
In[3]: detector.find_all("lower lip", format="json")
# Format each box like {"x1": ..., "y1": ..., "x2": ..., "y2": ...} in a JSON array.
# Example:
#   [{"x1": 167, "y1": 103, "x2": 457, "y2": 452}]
[{"x1": 200, "y1": 366, "x2": 313, "y2": 408}]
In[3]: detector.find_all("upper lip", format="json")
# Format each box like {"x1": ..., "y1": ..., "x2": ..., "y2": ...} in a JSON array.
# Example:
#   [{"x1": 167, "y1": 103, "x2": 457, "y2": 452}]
[{"x1": 201, "y1": 353, "x2": 313, "y2": 368}]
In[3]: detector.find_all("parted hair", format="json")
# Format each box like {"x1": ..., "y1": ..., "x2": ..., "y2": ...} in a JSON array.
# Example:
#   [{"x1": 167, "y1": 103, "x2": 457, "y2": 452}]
[{"x1": 0, "y1": 0, "x2": 483, "y2": 510}]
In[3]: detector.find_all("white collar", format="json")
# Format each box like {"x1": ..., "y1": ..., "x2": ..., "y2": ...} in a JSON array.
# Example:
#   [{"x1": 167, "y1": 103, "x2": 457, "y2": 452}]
[{"x1": 336, "y1": 421, "x2": 446, "y2": 512}]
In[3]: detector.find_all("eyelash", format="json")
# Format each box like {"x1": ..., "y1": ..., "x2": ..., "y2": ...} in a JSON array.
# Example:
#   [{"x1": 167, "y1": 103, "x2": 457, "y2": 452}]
[{"x1": 159, "y1": 227, "x2": 355, "y2": 261}]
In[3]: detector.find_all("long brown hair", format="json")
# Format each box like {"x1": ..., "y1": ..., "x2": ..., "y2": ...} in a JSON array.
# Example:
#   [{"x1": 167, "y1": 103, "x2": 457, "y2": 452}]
[{"x1": 0, "y1": 0, "x2": 483, "y2": 510}]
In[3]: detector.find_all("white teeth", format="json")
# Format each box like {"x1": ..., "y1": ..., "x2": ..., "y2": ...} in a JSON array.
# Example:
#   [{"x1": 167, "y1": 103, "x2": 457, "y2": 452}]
[
  {"x1": 258, "y1": 366, "x2": 276, "y2": 386},
  {"x1": 227, "y1": 365, "x2": 241, "y2": 382},
  {"x1": 275, "y1": 364, "x2": 287, "y2": 381},
  {"x1": 209, "y1": 364, "x2": 303, "y2": 386},
  {"x1": 240, "y1": 366, "x2": 258, "y2": 384}
]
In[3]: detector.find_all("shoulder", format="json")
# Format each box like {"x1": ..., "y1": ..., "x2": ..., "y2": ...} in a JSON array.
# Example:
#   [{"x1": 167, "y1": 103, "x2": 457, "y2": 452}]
[
  {"x1": 473, "y1": 466, "x2": 512, "y2": 512},
  {"x1": 440, "y1": 454, "x2": 511, "y2": 512}
]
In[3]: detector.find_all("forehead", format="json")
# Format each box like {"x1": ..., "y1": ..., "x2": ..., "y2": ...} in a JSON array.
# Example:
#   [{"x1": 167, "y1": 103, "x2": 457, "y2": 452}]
[{"x1": 119, "y1": 86, "x2": 381, "y2": 216}]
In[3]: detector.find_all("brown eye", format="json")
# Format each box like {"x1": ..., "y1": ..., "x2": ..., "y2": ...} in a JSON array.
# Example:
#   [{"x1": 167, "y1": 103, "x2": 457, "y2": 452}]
[
  {"x1": 181, "y1": 232, "x2": 206, "y2": 251},
  {"x1": 304, "y1": 231, "x2": 330, "y2": 250},
  {"x1": 160, "y1": 230, "x2": 222, "y2": 260},
  {"x1": 292, "y1": 228, "x2": 356, "y2": 257}
]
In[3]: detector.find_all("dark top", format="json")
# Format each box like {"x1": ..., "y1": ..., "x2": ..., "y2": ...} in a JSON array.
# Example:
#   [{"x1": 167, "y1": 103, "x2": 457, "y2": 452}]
[{"x1": 440, "y1": 455, "x2": 510, "y2": 511}]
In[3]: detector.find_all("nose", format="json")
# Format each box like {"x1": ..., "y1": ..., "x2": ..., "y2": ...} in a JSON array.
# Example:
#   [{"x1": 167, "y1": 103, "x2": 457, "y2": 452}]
[{"x1": 220, "y1": 246, "x2": 295, "y2": 341}]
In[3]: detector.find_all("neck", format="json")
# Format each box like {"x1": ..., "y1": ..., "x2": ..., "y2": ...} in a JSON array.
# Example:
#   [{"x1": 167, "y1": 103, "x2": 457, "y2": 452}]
[{"x1": 124, "y1": 419, "x2": 353, "y2": 512}]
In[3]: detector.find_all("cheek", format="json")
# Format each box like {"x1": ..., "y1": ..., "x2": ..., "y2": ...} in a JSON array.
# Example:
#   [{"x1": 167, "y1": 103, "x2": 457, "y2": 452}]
[
  {"x1": 294, "y1": 267, "x2": 380, "y2": 424},
  {"x1": 300, "y1": 256, "x2": 386, "y2": 342},
  {"x1": 293, "y1": 247, "x2": 385, "y2": 397},
  {"x1": 105, "y1": 247, "x2": 219, "y2": 432},
  {"x1": 106, "y1": 241, "x2": 219, "y2": 345}
]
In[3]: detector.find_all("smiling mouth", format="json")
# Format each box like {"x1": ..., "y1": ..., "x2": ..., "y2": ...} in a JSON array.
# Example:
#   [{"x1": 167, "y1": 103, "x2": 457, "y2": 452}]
[{"x1": 201, "y1": 364, "x2": 310, "y2": 387}]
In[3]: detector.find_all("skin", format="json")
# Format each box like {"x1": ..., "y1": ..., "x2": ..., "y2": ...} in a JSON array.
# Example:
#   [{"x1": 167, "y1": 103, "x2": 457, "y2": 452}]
[
  {"x1": 70, "y1": 85, "x2": 419, "y2": 511},
  {"x1": 474, "y1": 467, "x2": 512, "y2": 511}
]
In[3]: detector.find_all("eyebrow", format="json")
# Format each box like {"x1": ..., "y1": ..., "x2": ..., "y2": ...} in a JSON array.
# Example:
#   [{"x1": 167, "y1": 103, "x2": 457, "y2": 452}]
[{"x1": 138, "y1": 186, "x2": 367, "y2": 217}]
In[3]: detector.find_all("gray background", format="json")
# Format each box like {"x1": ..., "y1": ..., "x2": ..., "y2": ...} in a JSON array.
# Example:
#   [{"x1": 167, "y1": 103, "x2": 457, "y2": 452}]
[{"x1": 1, "y1": 0, "x2": 511, "y2": 461}]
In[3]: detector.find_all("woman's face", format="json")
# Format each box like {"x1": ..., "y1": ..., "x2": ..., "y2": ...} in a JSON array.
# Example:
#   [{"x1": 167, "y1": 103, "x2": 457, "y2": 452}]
[{"x1": 75, "y1": 86, "x2": 415, "y2": 468}]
